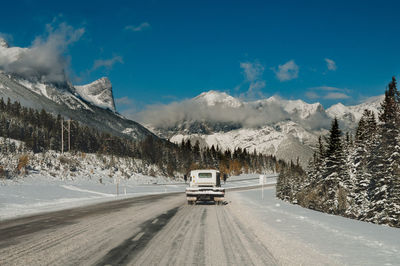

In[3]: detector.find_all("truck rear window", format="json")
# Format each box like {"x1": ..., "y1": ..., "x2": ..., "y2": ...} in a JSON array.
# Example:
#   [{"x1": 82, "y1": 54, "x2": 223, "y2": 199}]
[{"x1": 198, "y1": 173, "x2": 212, "y2": 178}]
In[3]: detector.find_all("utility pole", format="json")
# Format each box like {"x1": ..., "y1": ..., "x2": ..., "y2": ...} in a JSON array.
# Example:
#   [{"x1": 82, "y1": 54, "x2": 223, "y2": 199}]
[
  {"x1": 61, "y1": 119, "x2": 71, "y2": 153},
  {"x1": 68, "y1": 119, "x2": 71, "y2": 152},
  {"x1": 61, "y1": 119, "x2": 64, "y2": 154}
]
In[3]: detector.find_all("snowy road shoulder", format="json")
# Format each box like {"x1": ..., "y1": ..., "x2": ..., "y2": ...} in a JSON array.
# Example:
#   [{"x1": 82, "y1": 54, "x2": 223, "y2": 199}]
[
  {"x1": 0, "y1": 175, "x2": 185, "y2": 221},
  {"x1": 229, "y1": 187, "x2": 400, "y2": 266},
  {"x1": 0, "y1": 173, "x2": 269, "y2": 221}
]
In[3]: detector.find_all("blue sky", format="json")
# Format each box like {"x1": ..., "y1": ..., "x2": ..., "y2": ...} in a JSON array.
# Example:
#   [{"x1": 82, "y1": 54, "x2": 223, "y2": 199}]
[{"x1": 1, "y1": 0, "x2": 400, "y2": 112}]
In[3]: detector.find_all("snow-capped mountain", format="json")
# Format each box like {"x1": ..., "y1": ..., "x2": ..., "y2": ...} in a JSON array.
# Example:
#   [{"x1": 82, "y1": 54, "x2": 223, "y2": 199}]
[
  {"x1": 0, "y1": 72, "x2": 153, "y2": 140},
  {"x1": 75, "y1": 77, "x2": 116, "y2": 112},
  {"x1": 145, "y1": 91, "x2": 331, "y2": 165},
  {"x1": 0, "y1": 38, "x2": 153, "y2": 140},
  {"x1": 146, "y1": 90, "x2": 383, "y2": 165},
  {"x1": 258, "y1": 96, "x2": 325, "y2": 120},
  {"x1": 194, "y1": 90, "x2": 242, "y2": 108},
  {"x1": 326, "y1": 95, "x2": 383, "y2": 128}
]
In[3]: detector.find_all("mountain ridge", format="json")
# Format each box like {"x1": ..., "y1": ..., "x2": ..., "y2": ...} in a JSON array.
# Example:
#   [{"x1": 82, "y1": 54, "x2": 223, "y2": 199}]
[
  {"x1": 144, "y1": 90, "x2": 384, "y2": 165},
  {"x1": 0, "y1": 72, "x2": 153, "y2": 141}
]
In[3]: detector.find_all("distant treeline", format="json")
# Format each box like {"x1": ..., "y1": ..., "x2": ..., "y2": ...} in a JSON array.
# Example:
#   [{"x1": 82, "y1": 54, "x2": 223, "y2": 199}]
[
  {"x1": 0, "y1": 97, "x2": 284, "y2": 177},
  {"x1": 276, "y1": 77, "x2": 400, "y2": 228}
]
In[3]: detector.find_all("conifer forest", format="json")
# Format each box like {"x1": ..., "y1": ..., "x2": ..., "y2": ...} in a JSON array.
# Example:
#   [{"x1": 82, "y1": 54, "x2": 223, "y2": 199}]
[
  {"x1": 277, "y1": 77, "x2": 400, "y2": 228},
  {"x1": 0, "y1": 97, "x2": 282, "y2": 178}
]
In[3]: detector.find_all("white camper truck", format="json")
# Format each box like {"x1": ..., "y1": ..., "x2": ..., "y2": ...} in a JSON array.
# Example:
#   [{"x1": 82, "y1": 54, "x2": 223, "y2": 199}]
[{"x1": 185, "y1": 169, "x2": 225, "y2": 205}]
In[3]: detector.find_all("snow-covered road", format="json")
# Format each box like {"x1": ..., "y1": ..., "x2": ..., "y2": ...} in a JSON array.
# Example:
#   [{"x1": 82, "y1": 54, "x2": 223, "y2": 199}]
[
  {"x1": 2, "y1": 173, "x2": 397, "y2": 265},
  {"x1": 0, "y1": 181, "x2": 398, "y2": 265},
  {"x1": 0, "y1": 174, "x2": 273, "y2": 221}
]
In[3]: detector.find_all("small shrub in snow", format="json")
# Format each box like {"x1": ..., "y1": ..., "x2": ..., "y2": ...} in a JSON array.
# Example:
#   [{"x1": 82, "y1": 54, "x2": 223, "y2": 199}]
[
  {"x1": 59, "y1": 156, "x2": 70, "y2": 165},
  {"x1": 0, "y1": 166, "x2": 5, "y2": 179},
  {"x1": 17, "y1": 154, "x2": 29, "y2": 175}
]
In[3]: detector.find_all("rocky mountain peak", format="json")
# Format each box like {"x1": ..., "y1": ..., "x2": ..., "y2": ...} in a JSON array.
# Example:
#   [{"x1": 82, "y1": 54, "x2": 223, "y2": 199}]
[
  {"x1": 74, "y1": 77, "x2": 116, "y2": 112},
  {"x1": 194, "y1": 90, "x2": 242, "y2": 108}
]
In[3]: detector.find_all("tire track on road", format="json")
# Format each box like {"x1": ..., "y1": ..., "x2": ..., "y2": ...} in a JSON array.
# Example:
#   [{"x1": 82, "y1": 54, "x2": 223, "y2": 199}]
[{"x1": 95, "y1": 207, "x2": 180, "y2": 266}]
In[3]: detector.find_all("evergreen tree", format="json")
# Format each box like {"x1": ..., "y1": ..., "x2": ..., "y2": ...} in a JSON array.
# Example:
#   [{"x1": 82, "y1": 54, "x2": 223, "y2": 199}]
[
  {"x1": 368, "y1": 77, "x2": 400, "y2": 226},
  {"x1": 347, "y1": 109, "x2": 376, "y2": 218},
  {"x1": 322, "y1": 118, "x2": 349, "y2": 214}
]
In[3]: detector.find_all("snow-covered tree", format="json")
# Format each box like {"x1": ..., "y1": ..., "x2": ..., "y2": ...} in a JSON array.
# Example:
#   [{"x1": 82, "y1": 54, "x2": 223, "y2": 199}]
[
  {"x1": 367, "y1": 77, "x2": 400, "y2": 226},
  {"x1": 347, "y1": 109, "x2": 377, "y2": 219},
  {"x1": 319, "y1": 118, "x2": 349, "y2": 214}
]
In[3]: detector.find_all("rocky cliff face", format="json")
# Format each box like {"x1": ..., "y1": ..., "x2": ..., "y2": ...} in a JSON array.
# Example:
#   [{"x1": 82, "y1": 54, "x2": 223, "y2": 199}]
[
  {"x1": 0, "y1": 38, "x2": 153, "y2": 141},
  {"x1": 75, "y1": 77, "x2": 116, "y2": 112}
]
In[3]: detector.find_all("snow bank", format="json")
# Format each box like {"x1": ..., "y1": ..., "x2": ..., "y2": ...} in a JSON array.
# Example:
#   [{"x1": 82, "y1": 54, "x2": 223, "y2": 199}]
[{"x1": 231, "y1": 187, "x2": 400, "y2": 265}]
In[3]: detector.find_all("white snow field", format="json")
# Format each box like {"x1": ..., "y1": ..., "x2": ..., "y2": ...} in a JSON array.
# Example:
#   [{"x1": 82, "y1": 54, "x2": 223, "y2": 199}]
[
  {"x1": 231, "y1": 187, "x2": 400, "y2": 266},
  {"x1": 0, "y1": 173, "x2": 272, "y2": 221}
]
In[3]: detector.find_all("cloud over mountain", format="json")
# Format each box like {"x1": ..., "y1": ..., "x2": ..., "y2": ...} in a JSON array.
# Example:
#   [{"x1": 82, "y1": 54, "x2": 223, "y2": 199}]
[
  {"x1": 132, "y1": 90, "x2": 332, "y2": 131},
  {"x1": 0, "y1": 22, "x2": 84, "y2": 83}
]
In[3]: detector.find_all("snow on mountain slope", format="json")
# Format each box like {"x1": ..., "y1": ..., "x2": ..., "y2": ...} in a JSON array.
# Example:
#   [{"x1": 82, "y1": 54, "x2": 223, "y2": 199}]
[
  {"x1": 0, "y1": 38, "x2": 155, "y2": 140},
  {"x1": 145, "y1": 91, "x2": 331, "y2": 165},
  {"x1": 194, "y1": 90, "x2": 242, "y2": 107},
  {"x1": 284, "y1": 100, "x2": 324, "y2": 120},
  {"x1": 0, "y1": 72, "x2": 153, "y2": 141},
  {"x1": 12, "y1": 75, "x2": 95, "y2": 112},
  {"x1": 146, "y1": 90, "x2": 385, "y2": 165},
  {"x1": 258, "y1": 96, "x2": 324, "y2": 120},
  {"x1": 168, "y1": 121, "x2": 317, "y2": 166},
  {"x1": 75, "y1": 77, "x2": 116, "y2": 112},
  {"x1": 327, "y1": 95, "x2": 383, "y2": 128}
]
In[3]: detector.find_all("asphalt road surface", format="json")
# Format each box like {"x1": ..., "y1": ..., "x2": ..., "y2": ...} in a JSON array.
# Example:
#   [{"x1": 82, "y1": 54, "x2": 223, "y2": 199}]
[{"x1": 0, "y1": 190, "x2": 278, "y2": 266}]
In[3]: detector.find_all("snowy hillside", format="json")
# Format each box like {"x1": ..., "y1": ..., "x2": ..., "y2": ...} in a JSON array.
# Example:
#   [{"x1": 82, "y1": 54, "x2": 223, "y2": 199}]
[{"x1": 170, "y1": 122, "x2": 316, "y2": 165}]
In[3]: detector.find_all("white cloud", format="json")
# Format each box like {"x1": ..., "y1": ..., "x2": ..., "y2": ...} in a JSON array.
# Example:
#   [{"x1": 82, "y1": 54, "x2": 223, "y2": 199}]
[
  {"x1": 273, "y1": 60, "x2": 299, "y2": 81},
  {"x1": 305, "y1": 91, "x2": 319, "y2": 99},
  {"x1": 131, "y1": 92, "x2": 331, "y2": 131},
  {"x1": 240, "y1": 61, "x2": 264, "y2": 82},
  {"x1": 133, "y1": 97, "x2": 291, "y2": 129},
  {"x1": 115, "y1": 96, "x2": 133, "y2": 105},
  {"x1": 92, "y1": 55, "x2": 123, "y2": 70},
  {"x1": 325, "y1": 58, "x2": 337, "y2": 71},
  {"x1": 306, "y1": 86, "x2": 351, "y2": 100},
  {"x1": 323, "y1": 92, "x2": 350, "y2": 99},
  {"x1": 0, "y1": 22, "x2": 85, "y2": 82},
  {"x1": 240, "y1": 61, "x2": 266, "y2": 97},
  {"x1": 309, "y1": 86, "x2": 347, "y2": 92},
  {"x1": 125, "y1": 22, "x2": 151, "y2": 32}
]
